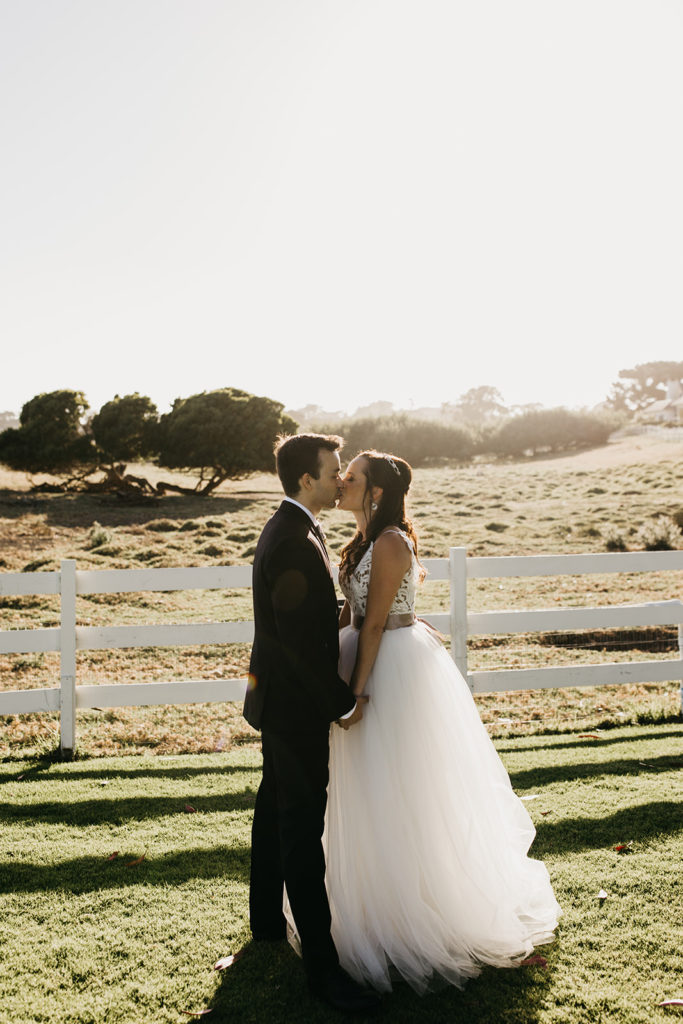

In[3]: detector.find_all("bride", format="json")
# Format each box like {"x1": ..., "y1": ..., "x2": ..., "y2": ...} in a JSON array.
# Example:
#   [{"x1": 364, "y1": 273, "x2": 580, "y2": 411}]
[{"x1": 287, "y1": 448, "x2": 561, "y2": 994}]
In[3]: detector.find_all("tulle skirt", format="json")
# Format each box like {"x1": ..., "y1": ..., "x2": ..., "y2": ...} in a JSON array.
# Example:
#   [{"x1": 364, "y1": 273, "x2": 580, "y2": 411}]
[{"x1": 287, "y1": 621, "x2": 561, "y2": 993}]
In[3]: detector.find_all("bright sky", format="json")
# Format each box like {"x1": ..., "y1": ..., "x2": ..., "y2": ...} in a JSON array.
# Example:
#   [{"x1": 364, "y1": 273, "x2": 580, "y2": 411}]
[{"x1": 1, "y1": 0, "x2": 681, "y2": 419}]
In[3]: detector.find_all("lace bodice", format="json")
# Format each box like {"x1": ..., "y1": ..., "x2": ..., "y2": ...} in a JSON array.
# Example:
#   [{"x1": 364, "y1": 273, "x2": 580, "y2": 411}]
[{"x1": 339, "y1": 529, "x2": 418, "y2": 618}]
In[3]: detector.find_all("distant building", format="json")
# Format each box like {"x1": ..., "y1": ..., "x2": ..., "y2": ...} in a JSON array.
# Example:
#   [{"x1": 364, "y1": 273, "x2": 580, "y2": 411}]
[{"x1": 637, "y1": 380, "x2": 683, "y2": 424}]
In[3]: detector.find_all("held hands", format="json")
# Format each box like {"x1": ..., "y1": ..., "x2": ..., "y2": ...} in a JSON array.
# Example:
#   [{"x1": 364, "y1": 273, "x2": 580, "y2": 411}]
[{"x1": 336, "y1": 695, "x2": 369, "y2": 730}]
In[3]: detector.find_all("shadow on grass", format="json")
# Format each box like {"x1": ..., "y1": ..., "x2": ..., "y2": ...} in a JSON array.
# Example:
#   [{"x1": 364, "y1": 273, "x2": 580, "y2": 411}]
[
  {"x1": 0, "y1": 760, "x2": 261, "y2": 785},
  {"x1": 8, "y1": 752, "x2": 678, "y2": 802},
  {"x1": 0, "y1": 841, "x2": 251, "y2": 893},
  {"x1": 207, "y1": 940, "x2": 554, "y2": 1024},
  {"x1": 0, "y1": 491, "x2": 269, "y2": 529},
  {"x1": 508, "y1": 752, "x2": 682, "y2": 790},
  {"x1": 0, "y1": 789, "x2": 256, "y2": 824},
  {"x1": 532, "y1": 799, "x2": 682, "y2": 856},
  {"x1": 497, "y1": 726, "x2": 682, "y2": 755}
]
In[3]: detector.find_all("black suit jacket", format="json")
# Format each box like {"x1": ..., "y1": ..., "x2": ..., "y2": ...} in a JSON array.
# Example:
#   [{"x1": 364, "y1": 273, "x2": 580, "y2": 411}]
[{"x1": 244, "y1": 500, "x2": 356, "y2": 732}]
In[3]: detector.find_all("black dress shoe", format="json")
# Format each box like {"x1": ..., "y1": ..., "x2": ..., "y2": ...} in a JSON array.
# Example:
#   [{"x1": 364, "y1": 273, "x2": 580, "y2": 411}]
[{"x1": 309, "y1": 966, "x2": 381, "y2": 1014}]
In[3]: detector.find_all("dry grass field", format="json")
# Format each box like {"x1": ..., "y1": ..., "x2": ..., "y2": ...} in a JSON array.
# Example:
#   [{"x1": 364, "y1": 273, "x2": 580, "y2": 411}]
[{"x1": 1, "y1": 432, "x2": 682, "y2": 760}]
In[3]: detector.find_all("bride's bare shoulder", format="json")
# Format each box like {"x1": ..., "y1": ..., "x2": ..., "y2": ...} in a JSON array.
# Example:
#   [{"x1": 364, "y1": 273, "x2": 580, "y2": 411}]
[{"x1": 372, "y1": 529, "x2": 412, "y2": 568}]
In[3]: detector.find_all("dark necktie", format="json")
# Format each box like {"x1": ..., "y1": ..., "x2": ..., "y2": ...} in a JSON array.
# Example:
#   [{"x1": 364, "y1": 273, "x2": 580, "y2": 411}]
[
  {"x1": 312, "y1": 521, "x2": 331, "y2": 571},
  {"x1": 314, "y1": 521, "x2": 326, "y2": 544}
]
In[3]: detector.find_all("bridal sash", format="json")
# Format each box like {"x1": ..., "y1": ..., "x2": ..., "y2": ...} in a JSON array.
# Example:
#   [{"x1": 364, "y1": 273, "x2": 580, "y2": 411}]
[{"x1": 351, "y1": 612, "x2": 416, "y2": 631}]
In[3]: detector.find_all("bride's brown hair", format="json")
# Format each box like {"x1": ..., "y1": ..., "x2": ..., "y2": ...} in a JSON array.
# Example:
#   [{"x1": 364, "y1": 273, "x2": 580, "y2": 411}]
[{"x1": 338, "y1": 450, "x2": 425, "y2": 581}]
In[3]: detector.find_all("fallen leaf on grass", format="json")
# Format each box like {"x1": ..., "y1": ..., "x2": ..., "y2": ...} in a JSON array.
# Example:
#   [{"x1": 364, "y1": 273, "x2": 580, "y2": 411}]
[
  {"x1": 214, "y1": 949, "x2": 245, "y2": 970},
  {"x1": 126, "y1": 855, "x2": 146, "y2": 867},
  {"x1": 540, "y1": 811, "x2": 552, "y2": 816},
  {"x1": 658, "y1": 1000, "x2": 683, "y2": 1007},
  {"x1": 520, "y1": 955, "x2": 548, "y2": 968},
  {"x1": 99, "y1": 780, "x2": 110, "y2": 786},
  {"x1": 614, "y1": 842, "x2": 633, "y2": 854},
  {"x1": 180, "y1": 1010, "x2": 212, "y2": 1017},
  {"x1": 638, "y1": 761, "x2": 662, "y2": 770},
  {"x1": 597, "y1": 889, "x2": 608, "y2": 901},
  {"x1": 184, "y1": 804, "x2": 197, "y2": 814},
  {"x1": 578, "y1": 734, "x2": 601, "y2": 739},
  {"x1": 105, "y1": 851, "x2": 119, "y2": 861}
]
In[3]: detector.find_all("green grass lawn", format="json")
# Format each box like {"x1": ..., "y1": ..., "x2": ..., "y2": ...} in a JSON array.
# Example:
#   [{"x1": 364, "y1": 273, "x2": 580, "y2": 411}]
[{"x1": 1, "y1": 722, "x2": 681, "y2": 1024}]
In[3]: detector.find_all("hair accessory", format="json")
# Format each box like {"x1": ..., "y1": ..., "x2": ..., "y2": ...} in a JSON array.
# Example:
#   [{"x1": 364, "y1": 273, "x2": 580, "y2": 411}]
[{"x1": 385, "y1": 457, "x2": 401, "y2": 476}]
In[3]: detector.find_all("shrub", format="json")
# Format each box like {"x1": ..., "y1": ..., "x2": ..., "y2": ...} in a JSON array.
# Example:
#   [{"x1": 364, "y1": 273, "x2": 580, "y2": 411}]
[
  {"x1": 12, "y1": 653, "x2": 45, "y2": 672},
  {"x1": 21, "y1": 558, "x2": 53, "y2": 572},
  {"x1": 145, "y1": 519, "x2": 178, "y2": 532},
  {"x1": 200, "y1": 544, "x2": 225, "y2": 557},
  {"x1": 312, "y1": 414, "x2": 475, "y2": 466},
  {"x1": 86, "y1": 522, "x2": 112, "y2": 549},
  {"x1": 603, "y1": 526, "x2": 627, "y2": 552},
  {"x1": 636, "y1": 517, "x2": 682, "y2": 551},
  {"x1": 487, "y1": 408, "x2": 612, "y2": 458}
]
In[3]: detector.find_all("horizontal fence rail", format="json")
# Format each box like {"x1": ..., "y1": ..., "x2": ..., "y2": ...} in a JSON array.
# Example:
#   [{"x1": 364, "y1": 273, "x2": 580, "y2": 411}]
[{"x1": 1, "y1": 551, "x2": 682, "y2": 754}]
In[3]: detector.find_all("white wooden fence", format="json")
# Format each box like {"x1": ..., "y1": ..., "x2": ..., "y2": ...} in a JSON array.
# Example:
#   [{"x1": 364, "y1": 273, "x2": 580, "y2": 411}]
[{"x1": 1, "y1": 549, "x2": 682, "y2": 755}]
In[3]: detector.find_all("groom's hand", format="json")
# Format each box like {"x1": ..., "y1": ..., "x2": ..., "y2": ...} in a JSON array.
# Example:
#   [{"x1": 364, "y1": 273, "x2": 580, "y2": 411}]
[{"x1": 336, "y1": 695, "x2": 369, "y2": 730}]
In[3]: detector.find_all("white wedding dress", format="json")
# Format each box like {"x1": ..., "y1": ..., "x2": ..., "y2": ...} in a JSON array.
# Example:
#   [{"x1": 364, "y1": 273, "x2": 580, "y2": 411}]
[{"x1": 287, "y1": 530, "x2": 561, "y2": 994}]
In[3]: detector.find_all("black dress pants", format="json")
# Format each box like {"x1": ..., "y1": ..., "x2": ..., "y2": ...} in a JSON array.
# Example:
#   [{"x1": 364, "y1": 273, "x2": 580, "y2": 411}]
[{"x1": 249, "y1": 726, "x2": 339, "y2": 980}]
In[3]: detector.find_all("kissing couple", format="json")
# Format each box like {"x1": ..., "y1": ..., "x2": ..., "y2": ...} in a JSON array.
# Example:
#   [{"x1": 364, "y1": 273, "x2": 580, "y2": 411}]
[{"x1": 244, "y1": 433, "x2": 560, "y2": 1014}]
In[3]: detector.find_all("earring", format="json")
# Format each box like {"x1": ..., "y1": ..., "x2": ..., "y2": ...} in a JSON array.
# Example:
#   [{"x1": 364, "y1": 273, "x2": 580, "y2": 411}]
[{"x1": 371, "y1": 502, "x2": 378, "y2": 512}]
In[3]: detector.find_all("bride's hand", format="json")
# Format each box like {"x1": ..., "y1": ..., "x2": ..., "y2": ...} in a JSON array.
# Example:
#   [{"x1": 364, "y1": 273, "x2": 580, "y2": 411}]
[{"x1": 336, "y1": 695, "x2": 369, "y2": 729}]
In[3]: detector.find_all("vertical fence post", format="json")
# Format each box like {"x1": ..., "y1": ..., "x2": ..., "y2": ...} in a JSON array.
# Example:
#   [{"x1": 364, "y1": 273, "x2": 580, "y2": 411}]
[
  {"x1": 449, "y1": 547, "x2": 470, "y2": 689},
  {"x1": 60, "y1": 559, "x2": 77, "y2": 757}
]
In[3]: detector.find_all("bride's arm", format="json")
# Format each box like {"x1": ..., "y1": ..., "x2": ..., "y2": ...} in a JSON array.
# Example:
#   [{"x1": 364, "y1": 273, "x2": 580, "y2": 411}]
[
  {"x1": 349, "y1": 532, "x2": 411, "y2": 697},
  {"x1": 338, "y1": 598, "x2": 351, "y2": 629}
]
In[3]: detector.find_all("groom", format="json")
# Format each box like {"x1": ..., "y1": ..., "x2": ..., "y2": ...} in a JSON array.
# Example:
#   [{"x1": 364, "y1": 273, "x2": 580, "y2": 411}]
[{"x1": 244, "y1": 433, "x2": 377, "y2": 1013}]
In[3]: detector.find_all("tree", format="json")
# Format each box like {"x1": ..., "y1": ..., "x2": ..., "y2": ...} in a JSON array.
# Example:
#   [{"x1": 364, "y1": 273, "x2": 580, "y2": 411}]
[
  {"x1": 606, "y1": 360, "x2": 683, "y2": 413},
  {"x1": 454, "y1": 386, "x2": 507, "y2": 424},
  {"x1": 0, "y1": 386, "x2": 298, "y2": 496},
  {"x1": 0, "y1": 390, "x2": 94, "y2": 475},
  {"x1": 156, "y1": 388, "x2": 298, "y2": 494},
  {"x1": 91, "y1": 393, "x2": 159, "y2": 464}
]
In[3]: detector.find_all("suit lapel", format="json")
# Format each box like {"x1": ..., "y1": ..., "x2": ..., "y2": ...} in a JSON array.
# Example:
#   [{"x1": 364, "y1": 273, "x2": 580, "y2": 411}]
[
  {"x1": 278, "y1": 500, "x2": 332, "y2": 576},
  {"x1": 309, "y1": 527, "x2": 331, "y2": 574}
]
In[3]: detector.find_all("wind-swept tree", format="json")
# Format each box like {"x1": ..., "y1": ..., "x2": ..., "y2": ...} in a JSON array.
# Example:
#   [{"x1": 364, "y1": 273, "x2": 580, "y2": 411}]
[
  {"x1": 91, "y1": 393, "x2": 159, "y2": 464},
  {"x1": 155, "y1": 388, "x2": 298, "y2": 494},
  {"x1": 0, "y1": 390, "x2": 94, "y2": 476},
  {"x1": 0, "y1": 386, "x2": 298, "y2": 496},
  {"x1": 606, "y1": 360, "x2": 683, "y2": 413},
  {"x1": 88, "y1": 393, "x2": 160, "y2": 493}
]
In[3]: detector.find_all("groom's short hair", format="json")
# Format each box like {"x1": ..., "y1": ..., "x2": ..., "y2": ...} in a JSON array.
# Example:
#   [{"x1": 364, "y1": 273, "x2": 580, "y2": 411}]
[{"x1": 275, "y1": 433, "x2": 344, "y2": 497}]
